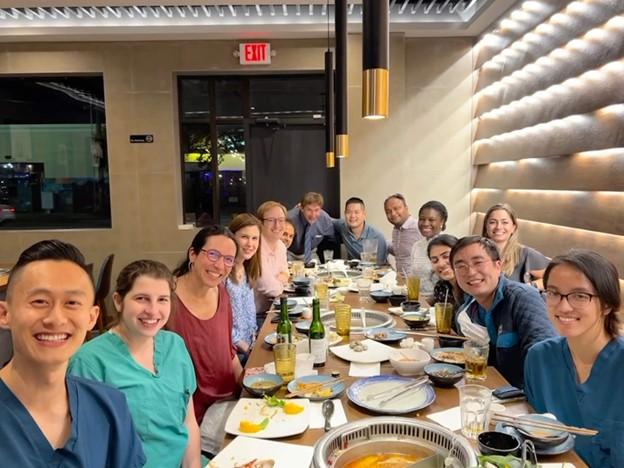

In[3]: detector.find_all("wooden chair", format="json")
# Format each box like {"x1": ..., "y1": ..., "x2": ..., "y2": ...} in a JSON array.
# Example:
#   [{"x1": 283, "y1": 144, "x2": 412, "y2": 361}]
[{"x1": 94, "y1": 254, "x2": 114, "y2": 333}]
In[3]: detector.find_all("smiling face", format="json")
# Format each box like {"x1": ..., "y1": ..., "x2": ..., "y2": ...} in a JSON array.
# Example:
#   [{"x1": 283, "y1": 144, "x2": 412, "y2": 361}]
[
  {"x1": 189, "y1": 235, "x2": 237, "y2": 288},
  {"x1": 281, "y1": 222, "x2": 295, "y2": 249},
  {"x1": 384, "y1": 197, "x2": 409, "y2": 227},
  {"x1": 485, "y1": 209, "x2": 517, "y2": 246},
  {"x1": 234, "y1": 225, "x2": 260, "y2": 261},
  {"x1": 545, "y1": 263, "x2": 607, "y2": 339},
  {"x1": 345, "y1": 202, "x2": 365, "y2": 231},
  {"x1": 429, "y1": 244, "x2": 454, "y2": 282},
  {"x1": 0, "y1": 260, "x2": 98, "y2": 369},
  {"x1": 418, "y1": 208, "x2": 445, "y2": 240},
  {"x1": 261, "y1": 206, "x2": 286, "y2": 243},
  {"x1": 302, "y1": 203, "x2": 322, "y2": 224},
  {"x1": 113, "y1": 275, "x2": 171, "y2": 340},
  {"x1": 452, "y1": 243, "x2": 502, "y2": 306}
]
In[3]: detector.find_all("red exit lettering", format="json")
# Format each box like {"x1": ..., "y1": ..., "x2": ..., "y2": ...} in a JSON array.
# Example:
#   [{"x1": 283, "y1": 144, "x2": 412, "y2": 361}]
[{"x1": 240, "y1": 43, "x2": 271, "y2": 65}]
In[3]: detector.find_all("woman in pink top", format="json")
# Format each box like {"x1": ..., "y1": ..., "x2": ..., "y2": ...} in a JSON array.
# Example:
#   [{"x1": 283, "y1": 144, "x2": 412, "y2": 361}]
[
  {"x1": 254, "y1": 201, "x2": 290, "y2": 325},
  {"x1": 167, "y1": 225, "x2": 243, "y2": 426}
]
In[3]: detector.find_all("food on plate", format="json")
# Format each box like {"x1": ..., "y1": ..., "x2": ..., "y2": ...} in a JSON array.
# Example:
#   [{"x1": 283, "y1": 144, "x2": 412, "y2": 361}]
[
  {"x1": 250, "y1": 380, "x2": 280, "y2": 390},
  {"x1": 263, "y1": 395, "x2": 285, "y2": 408},
  {"x1": 234, "y1": 459, "x2": 276, "y2": 468},
  {"x1": 295, "y1": 381, "x2": 333, "y2": 398},
  {"x1": 345, "y1": 453, "x2": 424, "y2": 467},
  {"x1": 349, "y1": 341, "x2": 368, "y2": 352},
  {"x1": 239, "y1": 418, "x2": 269, "y2": 433},
  {"x1": 283, "y1": 402, "x2": 304, "y2": 415},
  {"x1": 373, "y1": 331, "x2": 388, "y2": 340},
  {"x1": 330, "y1": 292, "x2": 345, "y2": 303},
  {"x1": 267, "y1": 334, "x2": 304, "y2": 345},
  {"x1": 434, "y1": 351, "x2": 465, "y2": 364},
  {"x1": 429, "y1": 368, "x2": 462, "y2": 377}
]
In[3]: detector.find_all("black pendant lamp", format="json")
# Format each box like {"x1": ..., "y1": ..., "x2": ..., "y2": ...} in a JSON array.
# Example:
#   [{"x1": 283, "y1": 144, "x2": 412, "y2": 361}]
[
  {"x1": 335, "y1": 0, "x2": 349, "y2": 158},
  {"x1": 362, "y1": 0, "x2": 389, "y2": 119},
  {"x1": 325, "y1": 50, "x2": 335, "y2": 168}
]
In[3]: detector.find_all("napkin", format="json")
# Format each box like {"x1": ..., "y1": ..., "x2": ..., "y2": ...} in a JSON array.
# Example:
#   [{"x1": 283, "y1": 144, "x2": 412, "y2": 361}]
[
  {"x1": 349, "y1": 362, "x2": 380, "y2": 377},
  {"x1": 426, "y1": 406, "x2": 462, "y2": 431},
  {"x1": 308, "y1": 399, "x2": 348, "y2": 429},
  {"x1": 379, "y1": 270, "x2": 397, "y2": 290}
]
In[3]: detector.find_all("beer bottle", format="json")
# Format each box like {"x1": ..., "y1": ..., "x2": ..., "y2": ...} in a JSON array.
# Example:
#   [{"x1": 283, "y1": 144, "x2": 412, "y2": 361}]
[
  {"x1": 276, "y1": 296, "x2": 292, "y2": 344},
  {"x1": 309, "y1": 298, "x2": 326, "y2": 367}
]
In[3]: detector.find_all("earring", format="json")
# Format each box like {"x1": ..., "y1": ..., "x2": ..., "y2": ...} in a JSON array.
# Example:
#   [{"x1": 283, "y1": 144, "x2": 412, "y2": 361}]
[{"x1": 188, "y1": 261, "x2": 194, "y2": 271}]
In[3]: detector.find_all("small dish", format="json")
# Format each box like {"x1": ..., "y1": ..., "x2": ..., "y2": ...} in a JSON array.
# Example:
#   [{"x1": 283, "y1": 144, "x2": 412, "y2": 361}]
[
  {"x1": 402, "y1": 312, "x2": 431, "y2": 329},
  {"x1": 286, "y1": 375, "x2": 345, "y2": 401},
  {"x1": 478, "y1": 431, "x2": 521, "y2": 456},
  {"x1": 242, "y1": 373, "x2": 284, "y2": 397},
  {"x1": 388, "y1": 294, "x2": 407, "y2": 307},
  {"x1": 429, "y1": 347, "x2": 466, "y2": 366},
  {"x1": 365, "y1": 327, "x2": 407, "y2": 343},
  {"x1": 292, "y1": 277, "x2": 311, "y2": 287},
  {"x1": 400, "y1": 300, "x2": 421, "y2": 312},
  {"x1": 516, "y1": 414, "x2": 569, "y2": 446},
  {"x1": 369, "y1": 290, "x2": 391, "y2": 303},
  {"x1": 389, "y1": 348, "x2": 431, "y2": 376},
  {"x1": 424, "y1": 363, "x2": 464, "y2": 387}
]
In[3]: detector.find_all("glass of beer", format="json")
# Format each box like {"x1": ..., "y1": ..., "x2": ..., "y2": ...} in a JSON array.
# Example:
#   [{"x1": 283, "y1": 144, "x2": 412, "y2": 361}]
[
  {"x1": 464, "y1": 340, "x2": 489, "y2": 381},
  {"x1": 406, "y1": 275, "x2": 420, "y2": 301},
  {"x1": 434, "y1": 302, "x2": 454, "y2": 334},
  {"x1": 314, "y1": 279, "x2": 330, "y2": 311},
  {"x1": 273, "y1": 342, "x2": 296, "y2": 384},
  {"x1": 291, "y1": 260, "x2": 305, "y2": 278},
  {"x1": 334, "y1": 303, "x2": 352, "y2": 340}
]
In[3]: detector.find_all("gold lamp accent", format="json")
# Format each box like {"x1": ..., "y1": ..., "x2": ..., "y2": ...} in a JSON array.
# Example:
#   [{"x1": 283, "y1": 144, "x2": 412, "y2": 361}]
[
  {"x1": 326, "y1": 151, "x2": 335, "y2": 168},
  {"x1": 363, "y1": 68, "x2": 389, "y2": 120},
  {"x1": 335, "y1": 134, "x2": 349, "y2": 159},
  {"x1": 362, "y1": 0, "x2": 389, "y2": 120}
]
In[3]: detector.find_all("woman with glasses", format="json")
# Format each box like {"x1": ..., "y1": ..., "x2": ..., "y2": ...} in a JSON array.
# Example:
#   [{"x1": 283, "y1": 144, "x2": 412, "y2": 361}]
[
  {"x1": 524, "y1": 250, "x2": 624, "y2": 467},
  {"x1": 482, "y1": 203, "x2": 549, "y2": 283},
  {"x1": 427, "y1": 234, "x2": 462, "y2": 308},
  {"x1": 227, "y1": 213, "x2": 262, "y2": 366},
  {"x1": 254, "y1": 201, "x2": 290, "y2": 326},
  {"x1": 167, "y1": 226, "x2": 242, "y2": 435}
]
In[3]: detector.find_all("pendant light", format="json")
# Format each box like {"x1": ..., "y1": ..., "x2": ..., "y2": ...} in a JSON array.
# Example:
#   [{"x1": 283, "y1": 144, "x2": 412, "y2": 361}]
[
  {"x1": 362, "y1": 0, "x2": 389, "y2": 120},
  {"x1": 325, "y1": 1, "x2": 335, "y2": 168},
  {"x1": 335, "y1": 0, "x2": 349, "y2": 158}
]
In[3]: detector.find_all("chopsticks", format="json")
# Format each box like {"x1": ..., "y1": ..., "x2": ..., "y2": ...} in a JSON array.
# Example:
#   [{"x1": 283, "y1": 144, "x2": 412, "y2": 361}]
[
  {"x1": 393, "y1": 329, "x2": 469, "y2": 341},
  {"x1": 285, "y1": 377, "x2": 344, "y2": 398},
  {"x1": 490, "y1": 414, "x2": 598, "y2": 437}
]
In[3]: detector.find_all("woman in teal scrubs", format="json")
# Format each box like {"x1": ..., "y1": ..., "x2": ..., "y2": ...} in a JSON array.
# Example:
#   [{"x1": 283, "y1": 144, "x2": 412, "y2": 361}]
[
  {"x1": 525, "y1": 250, "x2": 624, "y2": 467},
  {"x1": 69, "y1": 260, "x2": 201, "y2": 468}
]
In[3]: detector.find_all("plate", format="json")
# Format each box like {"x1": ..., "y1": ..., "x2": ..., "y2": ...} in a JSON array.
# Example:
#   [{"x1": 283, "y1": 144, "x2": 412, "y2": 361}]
[
  {"x1": 294, "y1": 310, "x2": 394, "y2": 334},
  {"x1": 347, "y1": 375, "x2": 436, "y2": 415},
  {"x1": 209, "y1": 435, "x2": 314, "y2": 468},
  {"x1": 347, "y1": 282, "x2": 385, "y2": 293},
  {"x1": 365, "y1": 327, "x2": 407, "y2": 343},
  {"x1": 430, "y1": 347, "x2": 466, "y2": 366},
  {"x1": 264, "y1": 333, "x2": 306, "y2": 346},
  {"x1": 496, "y1": 423, "x2": 575, "y2": 456},
  {"x1": 286, "y1": 375, "x2": 346, "y2": 401},
  {"x1": 329, "y1": 339, "x2": 394, "y2": 363},
  {"x1": 273, "y1": 298, "x2": 297, "y2": 309},
  {"x1": 224, "y1": 398, "x2": 310, "y2": 439}
]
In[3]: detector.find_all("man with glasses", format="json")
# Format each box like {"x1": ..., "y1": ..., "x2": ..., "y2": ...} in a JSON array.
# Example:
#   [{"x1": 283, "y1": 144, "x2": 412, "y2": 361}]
[
  {"x1": 450, "y1": 236, "x2": 555, "y2": 388},
  {"x1": 287, "y1": 192, "x2": 337, "y2": 263},
  {"x1": 384, "y1": 193, "x2": 422, "y2": 277}
]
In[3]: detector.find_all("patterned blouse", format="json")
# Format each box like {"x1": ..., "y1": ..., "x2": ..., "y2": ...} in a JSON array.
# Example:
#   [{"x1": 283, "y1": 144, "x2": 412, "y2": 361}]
[{"x1": 226, "y1": 276, "x2": 257, "y2": 347}]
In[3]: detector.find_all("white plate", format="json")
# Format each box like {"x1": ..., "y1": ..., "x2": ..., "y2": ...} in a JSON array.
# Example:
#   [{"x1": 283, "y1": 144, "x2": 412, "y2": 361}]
[
  {"x1": 347, "y1": 282, "x2": 385, "y2": 293},
  {"x1": 224, "y1": 398, "x2": 310, "y2": 439},
  {"x1": 329, "y1": 338, "x2": 394, "y2": 363},
  {"x1": 208, "y1": 435, "x2": 314, "y2": 468}
]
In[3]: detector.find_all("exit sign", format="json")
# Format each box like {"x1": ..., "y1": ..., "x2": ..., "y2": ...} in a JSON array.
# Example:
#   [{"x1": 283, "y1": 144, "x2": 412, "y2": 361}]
[{"x1": 239, "y1": 42, "x2": 271, "y2": 65}]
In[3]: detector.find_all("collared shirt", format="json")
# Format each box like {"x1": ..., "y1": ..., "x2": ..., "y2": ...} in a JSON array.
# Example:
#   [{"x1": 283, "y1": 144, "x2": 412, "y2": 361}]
[
  {"x1": 409, "y1": 237, "x2": 436, "y2": 297},
  {"x1": 333, "y1": 219, "x2": 388, "y2": 264},
  {"x1": 255, "y1": 235, "x2": 288, "y2": 314},
  {"x1": 388, "y1": 216, "x2": 422, "y2": 276},
  {"x1": 287, "y1": 207, "x2": 336, "y2": 263}
]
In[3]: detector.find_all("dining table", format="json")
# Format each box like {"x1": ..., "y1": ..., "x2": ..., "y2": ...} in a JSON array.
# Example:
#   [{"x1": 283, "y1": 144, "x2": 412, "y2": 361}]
[{"x1": 228, "y1": 287, "x2": 587, "y2": 467}]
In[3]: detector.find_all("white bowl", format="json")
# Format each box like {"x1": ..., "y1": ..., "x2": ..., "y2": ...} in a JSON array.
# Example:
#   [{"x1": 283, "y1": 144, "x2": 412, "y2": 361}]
[{"x1": 389, "y1": 348, "x2": 431, "y2": 376}]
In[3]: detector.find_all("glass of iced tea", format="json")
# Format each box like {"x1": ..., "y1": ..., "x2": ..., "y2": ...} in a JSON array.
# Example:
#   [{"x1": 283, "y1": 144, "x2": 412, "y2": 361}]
[
  {"x1": 464, "y1": 340, "x2": 489, "y2": 381},
  {"x1": 314, "y1": 279, "x2": 330, "y2": 310},
  {"x1": 406, "y1": 275, "x2": 420, "y2": 301},
  {"x1": 434, "y1": 302, "x2": 454, "y2": 334},
  {"x1": 291, "y1": 260, "x2": 305, "y2": 278}
]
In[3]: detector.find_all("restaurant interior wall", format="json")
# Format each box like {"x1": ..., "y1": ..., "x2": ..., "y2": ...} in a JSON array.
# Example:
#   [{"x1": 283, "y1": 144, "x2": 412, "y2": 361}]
[
  {"x1": 0, "y1": 36, "x2": 474, "y2": 278},
  {"x1": 471, "y1": 0, "x2": 624, "y2": 277}
]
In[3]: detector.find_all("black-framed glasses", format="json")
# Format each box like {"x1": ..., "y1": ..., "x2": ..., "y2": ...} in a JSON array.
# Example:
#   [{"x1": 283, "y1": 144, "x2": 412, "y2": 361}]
[
  {"x1": 200, "y1": 248, "x2": 236, "y2": 267},
  {"x1": 262, "y1": 217, "x2": 286, "y2": 225},
  {"x1": 543, "y1": 290, "x2": 598, "y2": 308}
]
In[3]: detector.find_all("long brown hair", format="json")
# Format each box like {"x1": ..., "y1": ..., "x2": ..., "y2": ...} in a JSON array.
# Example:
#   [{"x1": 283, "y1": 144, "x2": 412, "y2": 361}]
[
  {"x1": 482, "y1": 203, "x2": 520, "y2": 277},
  {"x1": 229, "y1": 213, "x2": 262, "y2": 286}
]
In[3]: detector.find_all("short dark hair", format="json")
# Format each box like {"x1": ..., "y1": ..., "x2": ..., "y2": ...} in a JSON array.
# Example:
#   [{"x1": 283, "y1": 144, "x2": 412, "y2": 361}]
[
  {"x1": 383, "y1": 193, "x2": 406, "y2": 206},
  {"x1": 450, "y1": 235, "x2": 501, "y2": 267},
  {"x1": 345, "y1": 197, "x2": 365, "y2": 210},
  {"x1": 544, "y1": 249, "x2": 621, "y2": 337},
  {"x1": 173, "y1": 225, "x2": 238, "y2": 277},
  {"x1": 427, "y1": 234, "x2": 459, "y2": 258},
  {"x1": 7, "y1": 240, "x2": 93, "y2": 297}
]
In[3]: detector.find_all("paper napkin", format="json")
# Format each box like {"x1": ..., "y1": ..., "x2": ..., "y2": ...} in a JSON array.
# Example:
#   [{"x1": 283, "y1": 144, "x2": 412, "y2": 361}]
[
  {"x1": 309, "y1": 399, "x2": 348, "y2": 429},
  {"x1": 426, "y1": 406, "x2": 462, "y2": 431},
  {"x1": 349, "y1": 362, "x2": 380, "y2": 377}
]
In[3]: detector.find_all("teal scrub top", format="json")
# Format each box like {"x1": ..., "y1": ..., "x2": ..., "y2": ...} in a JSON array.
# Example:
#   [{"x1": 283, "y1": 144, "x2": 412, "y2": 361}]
[{"x1": 68, "y1": 330, "x2": 196, "y2": 468}]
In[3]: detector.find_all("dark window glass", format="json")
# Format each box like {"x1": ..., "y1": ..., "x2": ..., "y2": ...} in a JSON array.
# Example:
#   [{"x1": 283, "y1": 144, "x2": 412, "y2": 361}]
[
  {"x1": 215, "y1": 78, "x2": 244, "y2": 119},
  {"x1": 250, "y1": 75, "x2": 324, "y2": 117},
  {"x1": 179, "y1": 78, "x2": 211, "y2": 123},
  {"x1": 0, "y1": 76, "x2": 110, "y2": 229}
]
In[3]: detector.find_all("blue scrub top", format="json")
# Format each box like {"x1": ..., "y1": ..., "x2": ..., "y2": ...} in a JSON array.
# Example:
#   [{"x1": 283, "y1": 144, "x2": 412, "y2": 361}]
[
  {"x1": 0, "y1": 374, "x2": 145, "y2": 467},
  {"x1": 525, "y1": 336, "x2": 624, "y2": 467}
]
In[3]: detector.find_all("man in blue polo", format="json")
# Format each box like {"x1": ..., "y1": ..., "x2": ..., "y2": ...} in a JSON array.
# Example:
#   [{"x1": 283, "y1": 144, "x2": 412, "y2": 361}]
[
  {"x1": 450, "y1": 235, "x2": 556, "y2": 388},
  {"x1": 334, "y1": 197, "x2": 388, "y2": 264},
  {"x1": 287, "y1": 192, "x2": 337, "y2": 263}
]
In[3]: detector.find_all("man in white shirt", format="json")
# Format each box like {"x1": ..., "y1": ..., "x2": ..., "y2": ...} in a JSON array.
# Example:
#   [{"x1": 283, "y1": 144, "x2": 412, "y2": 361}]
[{"x1": 384, "y1": 193, "x2": 422, "y2": 277}]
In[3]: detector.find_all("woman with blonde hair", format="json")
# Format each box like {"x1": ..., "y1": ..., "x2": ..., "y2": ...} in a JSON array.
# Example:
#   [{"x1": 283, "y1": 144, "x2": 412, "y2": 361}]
[
  {"x1": 482, "y1": 203, "x2": 548, "y2": 283},
  {"x1": 227, "y1": 213, "x2": 262, "y2": 365},
  {"x1": 254, "y1": 201, "x2": 290, "y2": 326}
]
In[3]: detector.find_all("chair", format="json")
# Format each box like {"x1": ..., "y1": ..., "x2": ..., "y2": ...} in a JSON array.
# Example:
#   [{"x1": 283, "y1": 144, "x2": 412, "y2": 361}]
[{"x1": 94, "y1": 254, "x2": 114, "y2": 332}]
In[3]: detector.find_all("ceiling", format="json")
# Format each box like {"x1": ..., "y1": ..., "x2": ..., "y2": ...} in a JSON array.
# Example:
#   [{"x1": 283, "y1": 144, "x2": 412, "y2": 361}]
[{"x1": 0, "y1": 0, "x2": 517, "y2": 41}]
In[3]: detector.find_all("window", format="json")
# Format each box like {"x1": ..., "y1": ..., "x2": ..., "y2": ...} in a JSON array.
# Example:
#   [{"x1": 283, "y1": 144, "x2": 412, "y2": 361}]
[{"x1": 0, "y1": 75, "x2": 110, "y2": 229}]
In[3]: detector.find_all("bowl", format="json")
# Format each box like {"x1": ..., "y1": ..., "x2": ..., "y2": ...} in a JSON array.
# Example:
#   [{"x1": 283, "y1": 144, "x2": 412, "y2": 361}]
[
  {"x1": 402, "y1": 312, "x2": 430, "y2": 329},
  {"x1": 516, "y1": 414, "x2": 569, "y2": 446},
  {"x1": 400, "y1": 300, "x2": 421, "y2": 313},
  {"x1": 424, "y1": 363, "x2": 464, "y2": 388},
  {"x1": 478, "y1": 431, "x2": 521, "y2": 456},
  {"x1": 389, "y1": 348, "x2": 431, "y2": 376},
  {"x1": 388, "y1": 294, "x2": 407, "y2": 307},
  {"x1": 369, "y1": 290, "x2": 391, "y2": 303},
  {"x1": 242, "y1": 372, "x2": 284, "y2": 397},
  {"x1": 347, "y1": 259, "x2": 360, "y2": 269},
  {"x1": 438, "y1": 336, "x2": 465, "y2": 348},
  {"x1": 292, "y1": 276, "x2": 311, "y2": 287},
  {"x1": 273, "y1": 298, "x2": 297, "y2": 309}
]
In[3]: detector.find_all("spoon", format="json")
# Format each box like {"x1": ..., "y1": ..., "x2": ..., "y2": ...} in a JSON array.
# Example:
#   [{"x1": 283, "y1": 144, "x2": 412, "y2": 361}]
[{"x1": 322, "y1": 400, "x2": 334, "y2": 432}]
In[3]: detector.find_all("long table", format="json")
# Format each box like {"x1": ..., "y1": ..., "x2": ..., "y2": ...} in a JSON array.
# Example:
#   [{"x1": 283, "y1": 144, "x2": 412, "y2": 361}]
[{"x1": 239, "y1": 291, "x2": 586, "y2": 467}]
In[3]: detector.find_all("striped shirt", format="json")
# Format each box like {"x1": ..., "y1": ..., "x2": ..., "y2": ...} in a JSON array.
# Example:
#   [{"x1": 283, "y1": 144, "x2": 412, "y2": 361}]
[{"x1": 388, "y1": 216, "x2": 422, "y2": 277}]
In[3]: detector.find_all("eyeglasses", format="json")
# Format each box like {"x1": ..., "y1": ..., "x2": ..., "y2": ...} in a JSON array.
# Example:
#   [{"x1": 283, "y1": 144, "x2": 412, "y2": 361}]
[
  {"x1": 263, "y1": 217, "x2": 286, "y2": 225},
  {"x1": 200, "y1": 248, "x2": 235, "y2": 267},
  {"x1": 543, "y1": 290, "x2": 597, "y2": 308},
  {"x1": 453, "y1": 259, "x2": 492, "y2": 274}
]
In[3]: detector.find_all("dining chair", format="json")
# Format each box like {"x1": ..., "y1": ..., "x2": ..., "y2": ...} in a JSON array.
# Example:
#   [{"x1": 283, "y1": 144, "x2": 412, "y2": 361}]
[{"x1": 94, "y1": 254, "x2": 115, "y2": 333}]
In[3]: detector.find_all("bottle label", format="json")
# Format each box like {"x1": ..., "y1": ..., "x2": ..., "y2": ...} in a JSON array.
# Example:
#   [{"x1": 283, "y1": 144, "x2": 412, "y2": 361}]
[{"x1": 309, "y1": 337, "x2": 327, "y2": 365}]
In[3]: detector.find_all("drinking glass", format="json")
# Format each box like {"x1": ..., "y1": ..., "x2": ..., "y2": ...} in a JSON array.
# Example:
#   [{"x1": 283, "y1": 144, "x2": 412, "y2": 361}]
[
  {"x1": 459, "y1": 384, "x2": 492, "y2": 439},
  {"x1": 323, "y1": 250, "x2": 334, "y2": 263},
  {"x1": 434, "y1": 302, "x2": 454, "y2": 334},
  {"x1": 334, "y1": 303, "x2": 352, "y2": 339},
  {"x1": 314, "y1": 279, "x2": 330, "y2": 311},
  {"x1": 291, "y1": 260, "x2": 305, "y2": 278},
  {"x1": 273, "y1": 342, "x2": 296, "y2": 384},
  {"x1": 356, "y1": 278, "x2": 373, "y2": 329},
  {"x1": 406, "y1": 275, "x2": 420, "y2": 301},
  {"x1": 464, "y1": 340, "x2": 489, "y2": 381},
  {"x1": 361, "y1": 238, "x2": 378, "y2": 266}
]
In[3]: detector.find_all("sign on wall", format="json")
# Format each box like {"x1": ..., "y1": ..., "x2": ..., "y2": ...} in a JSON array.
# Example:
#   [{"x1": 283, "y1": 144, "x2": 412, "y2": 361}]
[{"x1": 239, "y1": 43, "x2": 271, "y2": 65}]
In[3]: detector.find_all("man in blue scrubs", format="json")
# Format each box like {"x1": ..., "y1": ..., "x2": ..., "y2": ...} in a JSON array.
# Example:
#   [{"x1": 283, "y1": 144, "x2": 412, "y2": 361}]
[{"x1": 0, "y1": 240, "x2": 146, "y2": 467}]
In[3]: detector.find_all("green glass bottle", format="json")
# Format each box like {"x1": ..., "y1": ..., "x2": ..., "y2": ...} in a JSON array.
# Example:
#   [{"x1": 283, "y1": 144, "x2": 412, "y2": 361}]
[
  {"x1": 276, "y1": 296, "x2": 292, "y2": 344},
  {"x1": 309, "y1": 298, "x2": 326, "y2": 367}
]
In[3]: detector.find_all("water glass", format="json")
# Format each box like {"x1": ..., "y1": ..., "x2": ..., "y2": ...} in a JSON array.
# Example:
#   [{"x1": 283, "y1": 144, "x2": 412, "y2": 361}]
[
  {"x1": 273, "y1": 342, "x2": 296, "y2": 384},
  {"x1": 464, "y1": 340, "x2": 490, "y2": 381},
  {"x1": 459, "y1": 384, "x2": 492, "y2": 439},
  {"x1": 434, "y1": 302, "x2": 454, "y2": 334},
  {"x1": 334, "y1": 303, "x2": 352, "y2": 339},
  {"x1": 361, "y1": 238, "x2": 378, "y2": 266},
  {"x1": 323, "y1": 250, "x2": 334, "y2": 263},
  {"x1": 356, "y1": 278, "x2": 373, "y2": 329},
  {"x1": 314, "y1": 279, "x2": 330, "y2": 310}
]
